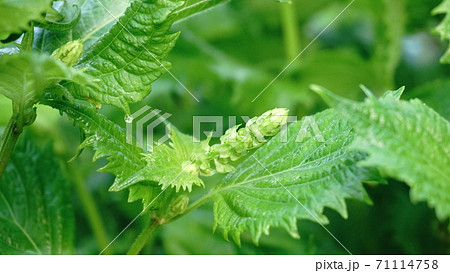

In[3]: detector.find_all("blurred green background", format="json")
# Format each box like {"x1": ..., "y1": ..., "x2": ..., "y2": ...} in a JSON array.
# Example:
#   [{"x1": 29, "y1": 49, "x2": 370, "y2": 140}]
[{"x1": 1, "y1": 0, "x2": 449, "y2": 254}]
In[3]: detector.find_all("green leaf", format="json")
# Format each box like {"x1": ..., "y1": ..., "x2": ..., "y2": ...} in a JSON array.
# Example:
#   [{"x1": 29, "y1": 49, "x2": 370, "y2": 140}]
[
  {"x1": 313, "y1": 85, "x2": 450, "y2": 222},
  {"x1": 34, "y1": 0, "x2": 132, "y2": 53},
  {"x1": 212, "y1": 109, "x2": 380, "y2": 244},
  {"x1": 172, "y1": 0, "x2": 230, "y2": 23},
  {"x1": 34, "y1": 0, "x2": 229, "y2": 54},
  {"x1": 117, "y1": 127, "x2": 206, "y2": 192},
  {"x1": 42, "y1": 99, "x2": 146, "y2": 189},
  {"x1": 0, "y1": 52, "x2": 96, "y2": 106},
  {"x1": 0, "y1": 137, "x2": 74, "y2": 254},
  {"x1": 127, "y1": 182, "x2": 176, "y2": 212},
  {"x1": 0, "y1": 0, "x2": 53, "y2": 39},
  {"x1": 34, "y1": 4, "x2": 82, "y2": 32},
  {"x1": 433, "y1": 0, "x2": 450, "y2": 63},
  {"x1": 128, "y1": 183, "x2": 190, "y2": 219},
  {"x1": 69, "y1": 0, "x2": 184, "y2": 113},
  {"x1": 0, "y1": 52, "x2": 98, "y2": 125},
  {"x1": 42, "y1": 99, "x2": 178, "y2": 212}
]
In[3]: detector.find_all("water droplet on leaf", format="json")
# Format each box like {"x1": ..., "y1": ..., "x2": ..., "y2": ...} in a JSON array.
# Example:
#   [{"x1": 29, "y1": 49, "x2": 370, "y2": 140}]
[{"x1": 125, "y1": 115, "x2": 133, "y2": 123}]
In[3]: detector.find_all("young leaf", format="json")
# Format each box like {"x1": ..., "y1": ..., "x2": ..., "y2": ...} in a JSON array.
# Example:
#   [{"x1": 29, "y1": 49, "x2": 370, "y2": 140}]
[
  {"x1": 35, "y1": 0, "x2": 229, "y2": 54},
  {"x1": 34, "y1": 4, "x2": 82, "y2": 32},
  {"x1": 172, "y1": 0, "x2": 230, "y2": 23},
  {"x1": 0, "y1": 0, "x2": 53, "y2": 39},
  {"x1": 433, "y1": 0, "x2": 450, "y2": 63},
  {"x1": 34, "y1": 0, "x2": 132, "y2": 53},
  {"x1": 0, "y1": 52, "x2": 98, "y2": 125},
  {"x1": 128, "y1": 183, "x2": 190, "y2": 220},
  {"x1": 69, "y1": 0, "x2": 184, "y2": 113},
  {"x1": 118, "y1": 127, "x2": 206, "y2": 192},
  {"x1": 127, "y1": 182, "x2": 177, "y2": 212},
  {"x1": 0, "y1": 138, "x2": 74, "y2": 254},
  {"x1": 212, "y1": 109, "x2": 381, "y2": 244},
  {"x1": 313, "y1": 85, "x2": 450, "y2": 222},
  {"x1": 0, "y1": 52, "x2": 97, "y2": 105}
]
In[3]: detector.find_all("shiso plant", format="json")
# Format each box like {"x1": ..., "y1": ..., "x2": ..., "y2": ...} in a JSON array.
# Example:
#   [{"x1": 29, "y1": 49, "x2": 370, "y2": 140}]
[{"x1": 0, "y1": 0, "x2": 449, "y2": 254}]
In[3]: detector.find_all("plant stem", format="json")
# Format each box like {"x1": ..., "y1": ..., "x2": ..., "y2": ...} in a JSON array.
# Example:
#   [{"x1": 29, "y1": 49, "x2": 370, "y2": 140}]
[
  {"x1": 280, "y1": 1, "x2": 300, "y2": 60},
  {"x1": 125, "y1": 190, "x2": 216, "y2": 254},
  {"x1": 67, "y1": 163, "x2": 112, "y2": 254},
  {"x1": 127, "y1": 218, "x2": 160, "y2": 255},
  {"x1": 374, "y1": 0, "x2": 405, "y2": 90},
  {"x1": 0, "y1": 116, "x2": 22, "y2": 180},
  {"x1": 126, "y1": 192, "x2": 214, "y2": 254}
]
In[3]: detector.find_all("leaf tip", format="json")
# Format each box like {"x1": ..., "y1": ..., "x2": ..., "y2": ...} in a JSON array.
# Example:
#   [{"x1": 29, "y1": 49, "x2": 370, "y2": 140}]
[
  {"x1": 310, "y1": 84, "x2": 347, "y2": 108},
  {"x1": 231, "y1": 231, "x2": 242, "y2": 247},
  {"x1": 359, "y1": 84, "x2": 377, "y2": 99},
  {"x1": 380, "y1": 86, "x2": 405, "y2": 101}
]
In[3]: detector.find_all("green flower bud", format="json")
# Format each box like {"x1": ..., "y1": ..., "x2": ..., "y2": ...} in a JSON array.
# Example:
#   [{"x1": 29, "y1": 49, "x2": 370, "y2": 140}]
[
  {"x1": 167, "y1": 194, "x2": 189, "y2": 218},
  {"x1": 190, "y1": 108, "x2": 290, "y2": 177},
  {"x1": 214, "y1": 158, "x2": 234, "y2": 173},
  {"x1": 199, "y1": 166, "x2": 214, "y2": 176},
  {"x1": 259, "y1": 108, "x2": 289, "y2": 135},
  {"x1": 51, "y1": 40, "x2": 83, "y2": 67},
  {"x1": 197, "y1": 153, "x2": 214, "y2": 176},
  {"x1": 182, "y1": 161, "x2": 199, "y2": 175},
  {"x1": 220, "y1": 125, "x2": 240, "y2": 144},
  {"x1": 210, "y1": 144, "x2": 233, "y2": 158},
  {"x1": 236, "y1": 128, "x2": 255, "y2": 149}
]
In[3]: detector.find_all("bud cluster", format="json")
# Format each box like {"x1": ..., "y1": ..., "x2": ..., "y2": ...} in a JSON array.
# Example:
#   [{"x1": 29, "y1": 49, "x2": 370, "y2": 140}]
[
  {"x1": 182, "y1": 149, "x2": 214, "y2": 177},
  {"x1": 184, "y1": 108, "x2": 289, "y2": 176}
]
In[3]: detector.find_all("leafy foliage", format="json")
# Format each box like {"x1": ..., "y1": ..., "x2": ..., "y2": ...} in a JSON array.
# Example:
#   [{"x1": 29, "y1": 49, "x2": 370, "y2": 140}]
[
  {"x1": 313, "y1": 85, "x2": 450, "y2": 222},
  {"x1": 127, "y1": 182, "x2": 176, "y2": 213},
  {"x1": 0, "y1": 0, "x2": 53, "y2": 39},
  {"x1": 1, "y1": 0, "x2": 449, "y2": 255},
  {"x1": 33, "y1": 4, "x2": 82, "y2": 33},
  {"x1": 42, "y1": 99, "x2": 187, "y2": 213},
  {"x1": 127, "y1": 127, "x2": 206, "y2": 192},
  {"x1": 69, "y1": 0, "x2": 184, "y2": 113},
  {"x1": 34, "y1": 0, "x2": 228, "y2": 54},
  {"x1": 45, "y1": 99, "x2": 291, "y2": 211},
  {"x1": 0, "y1": 138, "x2": 74, "y2": 254},
  {"x1": 35, "y1": 0, "x2": 131, "y2": 53},
  {"x1": 433, "y1": 0, "x2": 450, "y2": 63},
  {"x1": 0, "y1": 52, "x2": 97, "y2": 125},
  {"x1": 42, "y1": 99, "x2": 146, "y2": 191},
  {"x1": 0, "y1": 52, "x2": 96, "y2": 105},
  {"x1": 212, "y1": 109, "x2": 381, "y2": 244},
  {"x1": 126, "y1": 108, "x2": 289, "y2": 194}
]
